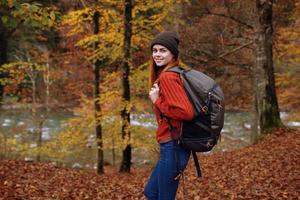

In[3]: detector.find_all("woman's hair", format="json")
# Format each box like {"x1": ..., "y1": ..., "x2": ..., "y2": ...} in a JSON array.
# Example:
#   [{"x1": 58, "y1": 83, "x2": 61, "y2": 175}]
[{"x1": 149, "y1": 57, "x2": 179, "y2": 87}]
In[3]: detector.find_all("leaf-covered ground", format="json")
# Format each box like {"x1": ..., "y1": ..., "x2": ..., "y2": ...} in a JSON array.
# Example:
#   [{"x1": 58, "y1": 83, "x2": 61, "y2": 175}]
[{"x1": 0, "y1": 128, "x2": 299, "y2": 200}]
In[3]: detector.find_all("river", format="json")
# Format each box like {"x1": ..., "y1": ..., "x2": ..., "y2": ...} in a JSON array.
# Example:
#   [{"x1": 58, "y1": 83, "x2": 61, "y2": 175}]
[{"x1": 0, "y1": 109, "x2": 298, "y2": 169}]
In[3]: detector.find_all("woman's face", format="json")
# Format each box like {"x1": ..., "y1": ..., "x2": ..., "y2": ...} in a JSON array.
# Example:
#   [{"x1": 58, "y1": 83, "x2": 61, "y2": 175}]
[{"x1": 152, "y1": 44, "x2": 174, "y2": 67}]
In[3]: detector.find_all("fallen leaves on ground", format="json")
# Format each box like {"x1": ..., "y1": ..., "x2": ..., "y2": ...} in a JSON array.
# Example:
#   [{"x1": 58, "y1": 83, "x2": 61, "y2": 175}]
[{"x1": 0, "y1": 128, "x2": 299, "y2": 200}]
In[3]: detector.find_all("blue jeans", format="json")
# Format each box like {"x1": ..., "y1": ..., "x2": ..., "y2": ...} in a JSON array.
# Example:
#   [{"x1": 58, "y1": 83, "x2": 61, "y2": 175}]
[{"x1": 144, "y1": 140, "x2": 190, "y2": 200}]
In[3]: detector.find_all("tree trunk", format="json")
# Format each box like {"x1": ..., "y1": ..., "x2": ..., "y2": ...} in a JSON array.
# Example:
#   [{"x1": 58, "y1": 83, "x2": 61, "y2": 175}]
[
  {"x1": 120, "y1": 0, "x2": 132, "y2": 173},
  {"x1": 0, "y1": 134, "x2": 7, "y2": 159},
  {"x1": 112, "y1": 137, "x2": 116, "y2": 166},
  {"x1": 251, "y1": 84, "x2": 259, "y2": 143},
  {"x1": 93, "y1": 10, "x2": 104, "y2": 174},
  {"x1": 253, "y1": 0, "x2": 282, "y2": 138},
  {"x1": 44, "y1": 59, "x2": 50, "y2": 115},
  {"x1": 31, "y1": 74, "x2": 40, "y2": 161},
  {"x1": 0, "y1": 15, "x2": 8, "y2": 106}
]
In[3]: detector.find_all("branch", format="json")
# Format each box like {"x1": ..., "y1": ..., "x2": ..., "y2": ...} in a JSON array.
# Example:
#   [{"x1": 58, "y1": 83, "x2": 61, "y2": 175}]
[
  {"x1": 79, "y1": 0, "x2": 87, "y2": 8},
  {"x1": 217, "y1": 41, "x2": 254, "y2": 59},
  {"x1": 205, "y1": 8, "x2": 254, "y2": 30},
  {"x1": 220, "y1": 57, "x2": 253, "y2": 69},
  {"x1": 190, "y1": 41, "x2": 254, "y2": 65}
]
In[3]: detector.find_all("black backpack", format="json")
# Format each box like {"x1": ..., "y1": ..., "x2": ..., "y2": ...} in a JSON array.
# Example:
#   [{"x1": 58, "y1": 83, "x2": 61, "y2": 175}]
[{"x1": 167, "y1": 66, "x2": 225, "y2": 177}]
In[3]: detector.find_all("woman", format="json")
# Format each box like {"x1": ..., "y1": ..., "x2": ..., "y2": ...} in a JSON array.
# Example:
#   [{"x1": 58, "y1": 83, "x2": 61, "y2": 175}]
[{"x1": 144, "y1": 31, "x2": 194, "y2": 200}]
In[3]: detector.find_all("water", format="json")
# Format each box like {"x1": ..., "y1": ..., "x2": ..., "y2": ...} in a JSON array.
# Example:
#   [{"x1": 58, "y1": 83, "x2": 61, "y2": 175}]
[
  {"x1": 0, "y1": 109, "x2": 73, "y2": 141},
  {"x1": 0, "y1": 109, "x2": 298, "y2": 168}
]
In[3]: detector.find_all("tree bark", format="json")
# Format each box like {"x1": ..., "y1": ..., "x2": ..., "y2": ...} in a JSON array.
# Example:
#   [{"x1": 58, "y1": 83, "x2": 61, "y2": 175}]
[
  {"x1": 253, "y1": 0, "x2": 282, "y2": 138},
  {"x1": 120, "y1": 0, "x2": 132, "y2": 173},
  {"x1": 93, "y1": 10, "x2": 104, "y2": 174},
  {"x1": 0, "y1": 14, "x2": 8, "y2": 106}
]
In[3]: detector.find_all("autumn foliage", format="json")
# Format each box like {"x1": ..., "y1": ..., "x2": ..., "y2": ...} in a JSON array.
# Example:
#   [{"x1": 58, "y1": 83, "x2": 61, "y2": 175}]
[
  {"x1": 1, "y1": 1, "x2": 300, "y2": 199},
  {"x1": 0, "y1": 128, "x2": 299, "y2": 200}
]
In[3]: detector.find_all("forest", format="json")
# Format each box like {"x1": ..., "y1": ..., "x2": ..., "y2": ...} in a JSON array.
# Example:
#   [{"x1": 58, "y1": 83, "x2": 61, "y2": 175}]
[{"x1": 0, "y1": 0, "x2": 299, "y2": 199}]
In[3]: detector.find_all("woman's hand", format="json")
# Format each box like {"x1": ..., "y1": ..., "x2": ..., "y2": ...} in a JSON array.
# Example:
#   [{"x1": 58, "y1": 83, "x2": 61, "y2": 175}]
[{"x1": 149, "y1": 83, "x2": 159, "y2": 103}]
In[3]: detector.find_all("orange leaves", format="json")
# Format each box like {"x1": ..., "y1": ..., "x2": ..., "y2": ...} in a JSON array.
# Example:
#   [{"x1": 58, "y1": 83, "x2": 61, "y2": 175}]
[
  {"x1": 276, "y1": 2, "x2": 300, "y2": 64},
  {"x1": 0, "y1": 160, "x2": 148, "y2": 200},
  {"x1": 0, "y1": 128, "x2": 299, "y2": 199},
  {"x1": 176, "y1": 128, "x2": 300, "y2": 199}
]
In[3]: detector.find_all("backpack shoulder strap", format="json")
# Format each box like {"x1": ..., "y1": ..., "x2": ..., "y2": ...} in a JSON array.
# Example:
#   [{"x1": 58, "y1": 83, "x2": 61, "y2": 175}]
[
  {"x1": 192, "y1": 151, "x2": 202, "y2": 177},
  {"x1": 167, "y1": 66, "x2": 183, "y2": 74}
]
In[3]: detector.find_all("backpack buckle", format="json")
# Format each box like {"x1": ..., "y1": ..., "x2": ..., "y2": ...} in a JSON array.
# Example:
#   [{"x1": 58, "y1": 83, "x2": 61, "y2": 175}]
[
  {"x1": 217, "y1": 100, "x2": 222, "y2": 111},
  {"x1": 207, "y1": 141, "x2": 214, "y2": 148},
  {"x1": 174, "y1": 173, "x2": 182, "y2": 180},
  {"x1": 201, "y1": 106, "x2": 208, "y2": 114}
]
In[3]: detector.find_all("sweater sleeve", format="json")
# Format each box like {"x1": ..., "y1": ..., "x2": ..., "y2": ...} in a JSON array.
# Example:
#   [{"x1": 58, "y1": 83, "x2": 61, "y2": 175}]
[{"x1": 154, "y1": 72, "x2": 194, "y2": 121}]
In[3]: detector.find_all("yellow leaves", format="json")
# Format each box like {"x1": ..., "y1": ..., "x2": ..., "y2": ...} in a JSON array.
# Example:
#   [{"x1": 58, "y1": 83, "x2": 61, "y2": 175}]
[
  {"x1": 39, "y1": 123, "x2": 92, "y2": 159},
  {"x1": 130, "y1": 62, "x2": 150, "y2": 108},
  {"x1": 276, "y1": 72, "x2": 300, "y2": 121},
  {"x1": 7, "y1": 2, "x2": 58, "y2": 29},
  {"x1": 48, "y1": 81, "x2": 155, "y2": 156},
  {"x1": 275, "y1": 5, "x2": 300, "y2": 119},
  {"x1": 0, "y1": 132, "x2": 29, "y2": 156},
  {"x1": 7, "y1": 0, "x2": 15, "y2": 8},
  {"x1": 57, "y1": 130, "x2": 87, "y2": 149},
  {"x1": 276, "y1": 4, "x2": 300, "y2": 64},
  {"x1": 132, "y1": 0, "x2": 166, "y2": 33},
  {"x1": 84, "y1": 32, "x2": 123, "y2": 63},
  {"x1": 288, "y1": 110, "x2": 300, "y2": 121},
  {"x1": 62, "y1": 8, "x2": 92, "y2": 36},
  {"x1": 62, "y1": 4, "x2": 124, "y2": 63},
  {"x1": 276, "y1": 73, "x2": 300, "y2": 88},
  {"x1": 76, "y1": 35, "x2": 100, "y2": 48},
  {"x1": 62, "y1": 0, "x2": 180, "y2": 64},
  {"x1": 131, "y1": 0, "x2": 183, "y2": 49},
  {"x1": 0, "y1": 62, "x2": 46, "y2": 89},
  {"x1": 51, "y1": 0, "x2": 181, "y2": 160}
]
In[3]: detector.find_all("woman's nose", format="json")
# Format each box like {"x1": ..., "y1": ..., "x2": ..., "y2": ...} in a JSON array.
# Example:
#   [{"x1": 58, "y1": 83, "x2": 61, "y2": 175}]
[{"x1": 153, "y1": 52, "x2": 161, "y2": 57}]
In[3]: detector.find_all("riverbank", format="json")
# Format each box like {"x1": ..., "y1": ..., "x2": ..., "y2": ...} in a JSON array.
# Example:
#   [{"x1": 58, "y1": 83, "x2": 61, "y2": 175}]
[{"x1": 0, "y1": 128, "x2": 299, "y2": 199}]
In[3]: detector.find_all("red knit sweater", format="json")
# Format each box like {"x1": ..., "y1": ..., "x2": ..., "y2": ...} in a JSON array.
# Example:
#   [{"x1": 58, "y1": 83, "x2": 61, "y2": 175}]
[{"x1": 154, "y1": 71, "x2": 194, "y2": 143}]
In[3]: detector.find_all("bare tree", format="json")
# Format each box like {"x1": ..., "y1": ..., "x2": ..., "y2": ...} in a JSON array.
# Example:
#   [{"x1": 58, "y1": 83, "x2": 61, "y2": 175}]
[
  {"x1": 252, "y1": 0, "x2": 283, "y2": 141},
  {"x1": 0, "y1": 10, "x2": 8, "y2": 105},
  {"x1": 92, "y1": 10, "x2": 104, "y2": 174},
  {"x1": 120, "y1": 0, "x2": 132, "y2": 173}
]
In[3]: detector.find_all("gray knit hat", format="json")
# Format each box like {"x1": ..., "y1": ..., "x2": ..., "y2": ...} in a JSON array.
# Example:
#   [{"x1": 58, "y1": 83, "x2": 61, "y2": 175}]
[{"x1": 150, "y1": 31, "x2": 179, "y2": 58}]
